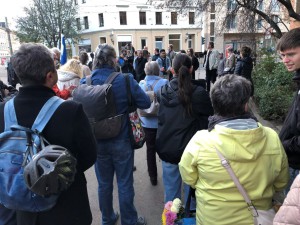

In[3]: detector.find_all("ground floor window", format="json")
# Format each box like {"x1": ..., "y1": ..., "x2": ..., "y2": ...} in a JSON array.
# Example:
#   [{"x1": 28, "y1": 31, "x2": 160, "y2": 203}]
[
  {"x1": 155, "y1": 37, "x2": 163, "y2": 50},
  {"x1": 169, "y1": 34, "x2": 180, "y2": 51}
]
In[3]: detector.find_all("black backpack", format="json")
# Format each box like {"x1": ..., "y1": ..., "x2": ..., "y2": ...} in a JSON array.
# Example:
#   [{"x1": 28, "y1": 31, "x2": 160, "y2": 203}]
[{"x1": 73, "y1": 72, "x2": 123, "y2": 139}]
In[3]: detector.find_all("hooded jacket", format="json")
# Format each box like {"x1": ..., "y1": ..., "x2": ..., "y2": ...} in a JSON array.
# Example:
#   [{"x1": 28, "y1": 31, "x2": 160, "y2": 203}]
[
  {"x1": 179, "y1": 123, "x2": 289, "y2": 225},
  {"x1": 156, "y1": 77, "x2": 213, "y2": 164},
  {"x1": 273, "y1": 174, "x2": 300, "y2": 225},
  {"x1": 57, "y1": 70, "x2": 81, "y2": 91},
  {"x1": 234, "y1": 56, "x2": 253, "y2": 80}
]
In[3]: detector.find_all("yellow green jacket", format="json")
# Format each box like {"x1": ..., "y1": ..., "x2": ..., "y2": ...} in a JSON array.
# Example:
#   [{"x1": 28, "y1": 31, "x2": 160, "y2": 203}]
[{"x1": 179, "y1": 123, "x2": 289, "y2": 225}]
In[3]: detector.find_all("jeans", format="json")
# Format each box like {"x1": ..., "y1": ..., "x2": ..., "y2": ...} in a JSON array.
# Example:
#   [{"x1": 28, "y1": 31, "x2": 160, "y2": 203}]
[
  {"x1": 95, "y1": 139, "x2": 138, "y2": 225},
  {"x1": 285, "y1": 167, "x2": 299, "y2": 195},
  {"x1": 143, "y1": 127, "x2": 158, "y2": 179},
  {"x1": 205, "y1": 69, "x2": 217, "y2": 92},
  {"x1": 162, "y1": 161, "x2": 196, "y2": 209}
]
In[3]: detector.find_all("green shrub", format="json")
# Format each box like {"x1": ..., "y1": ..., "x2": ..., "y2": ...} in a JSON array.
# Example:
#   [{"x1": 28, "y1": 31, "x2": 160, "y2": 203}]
[{"x1": 253, "y1": 50, "x2": 294, "y2": 121}]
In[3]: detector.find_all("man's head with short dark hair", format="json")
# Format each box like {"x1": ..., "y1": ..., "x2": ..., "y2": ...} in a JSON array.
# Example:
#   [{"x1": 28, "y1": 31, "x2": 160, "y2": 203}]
[
  {"x1": 210, "y1": 75, "x2": 251, "y2": 117},
  {"x1": 277, "y1": 28, "x2": 300, "y2": 52},
  {"x1": 12, "y1": 43, "x2": 56, "y2": 86},
  {"x1": 277, "y1": 28, "x2": 300, "y2": 72}
]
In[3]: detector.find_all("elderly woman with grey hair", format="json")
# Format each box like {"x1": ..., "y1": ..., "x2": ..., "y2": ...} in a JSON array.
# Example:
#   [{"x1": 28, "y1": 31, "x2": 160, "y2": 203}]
[
  {"x1": 179, "y1": 75, "x2": 289, "y2": 225},
  {"x1": 138, "y1": 61, "x2": 169, "y2": 186}
]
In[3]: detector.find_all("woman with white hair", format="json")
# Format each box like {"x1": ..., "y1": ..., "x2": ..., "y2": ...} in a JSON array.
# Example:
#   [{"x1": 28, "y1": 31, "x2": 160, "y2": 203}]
[{"x1": 138, "y1": 61, "x2": 169, "y2": 186}]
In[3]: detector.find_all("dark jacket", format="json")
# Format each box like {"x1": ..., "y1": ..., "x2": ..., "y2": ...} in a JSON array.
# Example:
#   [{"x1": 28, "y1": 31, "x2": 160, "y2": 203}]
[
  {"x1": 234, "y1": 56, "x2": 253, "y2": 80},
  {"x1": 191, "y1": 55, "x2": 200, "y2": 80},
  {"x1": 156, "y1": 77, "x2": 213, "y2": 164},
  {"x1": 134, "y1": 57, "x2": 148, "y2": 82},
  {"x1": 0, "y1": 86, "x2": 97, "y2": 225},
  {"x1": 279, "y1": 70, "x2": 300, "y2": 169}
]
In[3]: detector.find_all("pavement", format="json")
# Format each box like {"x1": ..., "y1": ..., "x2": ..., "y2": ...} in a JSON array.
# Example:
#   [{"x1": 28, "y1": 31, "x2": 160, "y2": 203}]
[{"x1": 0, "y1": 64, "x2": 282, "y2": 225}]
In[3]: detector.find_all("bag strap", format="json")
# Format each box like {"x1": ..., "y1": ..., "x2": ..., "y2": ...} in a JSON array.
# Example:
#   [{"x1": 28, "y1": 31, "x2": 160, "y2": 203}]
[
  {"x1": 4, "y1": 96, "x2": 64, "y2": 133},
  {"x1": 124, "y1": 73, "x2": 133, "y2": 109},
  {"x1": 214, "y1": 147, "x2": 259, "y2": 218},
  {"x1": 4, "y1": 98, "x2": 17, "y2": 132},
  {"x1": 86, "y1": 75, "x2": 92, "y2": 85},
  {"x1": 150, "y1": 79, "x2": 160, "y2": 91},
  {"x1": 32, "y1": 96, "x2": 64, "y2": 132},
  {"x1": 104, "y1": 72, "x2": 120, "y2": 84}
]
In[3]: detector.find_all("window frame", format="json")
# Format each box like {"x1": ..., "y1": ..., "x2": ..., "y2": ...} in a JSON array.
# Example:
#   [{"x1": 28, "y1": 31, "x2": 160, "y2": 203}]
[
  {"x1": 156, "y1": 12, "x2": 162, "y2": 25},
  {"x1": 98, "y1": 13, "x2": 104, "y2": 27},
  {"x1": 119, "y1": 11, "x2": 127, "y2": 25},
  {"x1": 139, "y1": 11, "x2": 146, "y2": 25},
  {"x1": 171, "y1": 12, "x2": 177, "y2": 25},
  {"x1": 189, "y1": 12, "x2": 195, "y2": 25},
  {"x1": 83, "y1": 16, "x2": 89, "y2": 29}
]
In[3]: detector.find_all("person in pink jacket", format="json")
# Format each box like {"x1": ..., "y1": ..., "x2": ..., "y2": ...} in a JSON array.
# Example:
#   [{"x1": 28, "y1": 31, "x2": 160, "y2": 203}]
[{"x1": 273, "y1": 174, "x2": 300, "y2": 224}]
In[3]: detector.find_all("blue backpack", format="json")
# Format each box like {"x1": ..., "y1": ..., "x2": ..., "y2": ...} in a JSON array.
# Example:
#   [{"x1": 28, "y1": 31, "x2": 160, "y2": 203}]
[{"x1": 0, "y1": 96, "x2": 63, "y2": 213}]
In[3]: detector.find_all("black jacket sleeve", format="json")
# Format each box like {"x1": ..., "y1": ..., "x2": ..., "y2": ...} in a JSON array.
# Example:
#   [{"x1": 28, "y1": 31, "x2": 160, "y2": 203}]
[
  {"x1": 234, "y1": 60, "x2": 243, "y2": 75},
  {"x1": 72, "y1": 104, "x2": 97, "y2": 172}
]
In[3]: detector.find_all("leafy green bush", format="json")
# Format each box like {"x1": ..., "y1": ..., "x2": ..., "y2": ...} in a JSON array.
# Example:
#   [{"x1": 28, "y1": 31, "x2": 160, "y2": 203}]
[{"x1": 253, "y1": 50, "x2": 294, "y2": 121}]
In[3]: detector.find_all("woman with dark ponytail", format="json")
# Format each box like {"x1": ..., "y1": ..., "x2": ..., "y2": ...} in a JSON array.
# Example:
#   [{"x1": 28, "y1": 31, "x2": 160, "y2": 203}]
[{"x1": 156, "y1": 53, "x2": 213, "y2": 205}]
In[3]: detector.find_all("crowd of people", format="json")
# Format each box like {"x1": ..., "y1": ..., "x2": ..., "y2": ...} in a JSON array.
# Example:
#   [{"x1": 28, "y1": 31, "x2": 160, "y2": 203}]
[{"x1": 0, "y1": 27, "x2": 300, "y2": 225}]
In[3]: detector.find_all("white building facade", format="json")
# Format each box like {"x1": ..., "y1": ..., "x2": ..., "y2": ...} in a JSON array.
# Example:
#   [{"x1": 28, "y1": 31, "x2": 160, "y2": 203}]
[{"x1": 74, "y1": 0, "x2": 203, "y2": 55}]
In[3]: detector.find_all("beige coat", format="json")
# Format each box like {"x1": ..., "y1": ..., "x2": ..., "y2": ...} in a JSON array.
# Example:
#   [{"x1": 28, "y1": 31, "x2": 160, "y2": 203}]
[{"x1": 273, "y1": 174, "x2": 300, "y2": 225}]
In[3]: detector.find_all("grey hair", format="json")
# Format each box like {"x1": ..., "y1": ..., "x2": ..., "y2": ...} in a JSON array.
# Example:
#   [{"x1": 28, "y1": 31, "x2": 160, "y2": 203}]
[
  {"x1": 210, "y1": 75, "x2": 251, "y2": 117},
  {"x1": 144, "y1": 61, "x2": 160, "y2": 76},
  {"x1": 12, "y1": 43, "x2": 55, "y2": 86},
  {"x1": 93, "y1": 44, "x2": 117, "y2": 70}
]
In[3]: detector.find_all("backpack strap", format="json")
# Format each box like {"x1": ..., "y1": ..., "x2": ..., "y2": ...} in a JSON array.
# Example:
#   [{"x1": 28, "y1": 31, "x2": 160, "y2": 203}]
[
  {"x1": 4, "y1": 99, "x2": 17, "y2": 132},
  {"x1": 104, "y1": 72, "x2": 120, "y2": 84},
  {"x1": 4, "y1": 96, "x2": 64, "y2": 133},
  {"x1": 32, "y1": 96, "x2": 64, "y2": 132}
]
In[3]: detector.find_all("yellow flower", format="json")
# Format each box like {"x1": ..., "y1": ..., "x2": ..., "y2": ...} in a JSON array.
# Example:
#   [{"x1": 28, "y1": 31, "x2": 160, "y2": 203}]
[{"x1": 162, "y1": 208, "x2": 167, "y2": 225}]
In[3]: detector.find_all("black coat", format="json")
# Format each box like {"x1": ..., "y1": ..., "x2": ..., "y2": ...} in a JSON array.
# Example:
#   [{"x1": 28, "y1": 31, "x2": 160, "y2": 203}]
[
  {"x1": 234, "y1": 56, "x2": 253, "y2": 80},
  {"x1": 156, "y1": 78, "x2": 213, "y2": 164},
  {"x1": 279, "y1": 70, "x2": 300, "y2": 169},
  {"x1": 134, "y1": 57, "x2": 147, "y2": 82},
  {"x1": 0, "y1": 85, "x2": 97, "y2": 225}
]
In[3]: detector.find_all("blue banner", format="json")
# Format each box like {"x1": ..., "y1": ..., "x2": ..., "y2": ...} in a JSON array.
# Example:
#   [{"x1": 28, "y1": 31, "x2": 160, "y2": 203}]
[{"x1": 60, "y1": 34, "x2": 67, "y2": 66}]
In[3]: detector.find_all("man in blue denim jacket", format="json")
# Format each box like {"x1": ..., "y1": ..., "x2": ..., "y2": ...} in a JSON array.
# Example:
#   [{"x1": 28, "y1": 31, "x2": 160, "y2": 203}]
[{"x1": 81, "y1": 44, "x2": 150, "y2": 225}]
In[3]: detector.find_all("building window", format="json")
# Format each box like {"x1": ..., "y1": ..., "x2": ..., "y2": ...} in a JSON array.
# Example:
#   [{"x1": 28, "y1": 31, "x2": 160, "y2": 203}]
[
  {"x1": 74, "y1": 0, "x2": 78, "y2": 5},
  {"x1": 82, "y1": 0, "x2": 86, "y2": 3},
  {"x1": 171, "y1": 12, "x2": 177, "y2": 25},
  {"x1": 258, "y1": 0, "x2": 263, "y2": 11},
  {"x1": 211, "y1": 2, "x2": 215, "y2": 13},
  {"x1": 210, "y1": 22, "x2": 215, "y2": 36},
  {"x1": 271, "y1": 15, "x2": 279, "y2": 23},
  {"x1": 271, "y1": 0, "x2": 280, "y2": 12},
  {"x1": 169, "y1": 34, "x2": 180, "y2": 52},
  {"x1": 76, "y1": 18, "x2": 81, "y2": 30},
  {"x1": 98, "y1": 13, "x2": 104, "y2": 27},
  {"x1": 84, "y1": 16, "x2": 89, "y2": 29},
  {"x1": 100, "y1": 37, "x2": 106, "y2": 44},
  {"x1": 189, "y1": 12, "x2": 194, "y2": 24},
  {"x1": 227, "y1": 0, "x2": 237, "y2": 11},
  {"x1": 155, "y1": 37, "x2": 163, "y2": 49},
  {"x1": 210, "y1": 36, "x2": 215, "y2": 42},
  {"x1": 257, "y1": 16, "x2": 262, "y2": 29},
  {"x1": 141, "y1": 39, "x2": 146, "y2": 49},
  {"x1": 210, "y1": 14, "x2": 215, "y2": 20},
  {"x1": 156, "y1": 12, "x2": 162, "y2": 25},
  {"x1": 226, "y1": 15, "x2": 236, "y2": 29},
  {"x1": 139, "y1": 12, "x2": 146, "y2": 25},
  {"x1": 119, "y1": 11, "x2": 127, "y2": 25}
]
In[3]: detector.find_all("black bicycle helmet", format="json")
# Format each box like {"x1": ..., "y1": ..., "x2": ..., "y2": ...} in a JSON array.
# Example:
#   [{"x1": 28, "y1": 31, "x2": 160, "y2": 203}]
[{"x1": 23, "y1": 145, "x2": 77, "y2": 196}]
